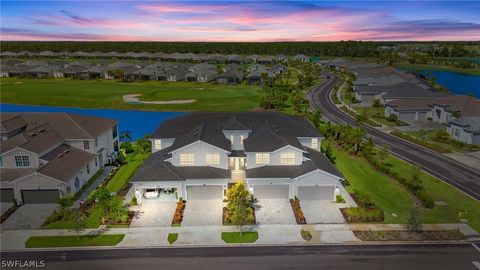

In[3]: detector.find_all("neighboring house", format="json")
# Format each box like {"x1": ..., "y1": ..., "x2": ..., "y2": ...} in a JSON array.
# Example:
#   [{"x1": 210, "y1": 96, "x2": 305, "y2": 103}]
[
  {"x1": 206, "y1": 54, "x2": 227, "y2": 64},
  {"x1": 445, "y1": 117, "x2": 480, "y2": 145},
  {"x1": 189, "y1": 63, "x2": 216, "y2": 72},
  {"x1": 431, "y1": 95, "x2": 480, "y2": 123},
  {"x1": 88, "y1": 65, "x2": 114, "y2": 79},
  {"x1": 63, "y1": 65, "x2": 90, "y2": 79},
  {"x1": 247, "y1": 64, "x2": 267, "y2": 74},
  {"x1": 247, "y1": 54, "x2": 261, "y2": 63},
  {"x1": 223, "y1": 63, "x2": 243, "y2": 72},
  {"x1": 131, "y1": 112, "x2": 343, "y2": 202},
  {"x1": 186, "y1": 69, "x2": 218, "y2": 83},
  {"x1": 226, "y1": 54, "x2": 246, "y2": 64},
  {"x1": 276, "y1": 54, "x2": 287, "y2": 62},
  {"x1": 216, "y1": 70, "x2": 244, "y2": 84},
  {"x1": 271, "y1": 64, "x2": 288, "y2": 75},
  {"x1": 293, "y1": 54, "x2": 309, "y2": 62},
  {"x1": 0, "y1": 113, "x2": 118, "y2": 204},
  {"x1": 384, "y1": 98, "x2": 437, "y2": 122},
  {"x1": 257, "y1": 56, "x2": 275, "y2": 65}
]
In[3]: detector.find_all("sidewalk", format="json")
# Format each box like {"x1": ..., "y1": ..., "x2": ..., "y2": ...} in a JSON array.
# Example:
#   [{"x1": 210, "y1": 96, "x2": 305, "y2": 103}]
[
  {"x1": 73, "y1": 166, "x2": 115, "y2": 207},
  {"x1": 1, "y1": 223, "x2": 476, "y2": 251}
]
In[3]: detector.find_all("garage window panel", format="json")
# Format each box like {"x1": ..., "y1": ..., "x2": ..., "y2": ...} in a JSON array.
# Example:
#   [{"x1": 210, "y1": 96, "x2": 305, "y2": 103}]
[
  {"x1": 280, "y1": 152, "x2": 295, "y2": 165},
  {"x1": 256, "y1": 153, "x2": 270, "y2": 164},
  {"x1": 15, "y1": 155, "x2": 30, "y2": 167},
  {"x1": 206, "y1": 153, "x2": 220, "y2": 165},
  {"x1": 180, "y1": 153, "x2": 194, "y2": 165},
  {"x1": 311, "y1": 138, "x2": 318, "y2": 149}
]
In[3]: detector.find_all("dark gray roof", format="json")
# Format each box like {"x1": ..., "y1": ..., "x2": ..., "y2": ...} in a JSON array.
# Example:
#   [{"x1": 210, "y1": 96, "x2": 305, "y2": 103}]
[
  {"x1": 0, "y1": 168, "x2": 36, "y2": 182},
  {"x1": 448, "y1": 117, "x2": 480, "y2": 133},
  {"x1": 131, "y1": 148, "x2": 229, "y2": 182},
  {"x1": 168, "y1": 122, "x2": 231, "y2": 152}
]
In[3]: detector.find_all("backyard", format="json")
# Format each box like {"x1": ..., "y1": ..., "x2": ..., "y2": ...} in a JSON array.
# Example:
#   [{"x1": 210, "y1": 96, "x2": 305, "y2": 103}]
[{"x1": 0, "y1": 78, "x2": 263, "y2": 111}]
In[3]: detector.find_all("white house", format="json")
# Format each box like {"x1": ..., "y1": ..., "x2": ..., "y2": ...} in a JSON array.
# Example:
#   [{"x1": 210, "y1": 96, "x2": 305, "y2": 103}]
[{"x1": 445, "y1": 117, "x2": 480, "y2": 145}]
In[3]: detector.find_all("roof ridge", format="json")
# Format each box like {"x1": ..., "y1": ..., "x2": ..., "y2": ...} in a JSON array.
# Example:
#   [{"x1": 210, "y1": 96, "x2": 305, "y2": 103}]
[{"x1": 63, "y1": 113, "x2": 94, "y2": 139}]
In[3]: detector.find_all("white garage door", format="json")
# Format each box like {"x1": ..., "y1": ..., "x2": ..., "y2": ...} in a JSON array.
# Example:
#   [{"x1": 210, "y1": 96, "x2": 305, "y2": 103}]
[
  {"x1": 186, "y1": 186, "x2": 223, "y2": 201},
  {"x1": 254, "y1": 185, "x2": 289, "y2": 199},
  {"x1": 298, "y1": 186, "x2": 334, "y2": 201}
]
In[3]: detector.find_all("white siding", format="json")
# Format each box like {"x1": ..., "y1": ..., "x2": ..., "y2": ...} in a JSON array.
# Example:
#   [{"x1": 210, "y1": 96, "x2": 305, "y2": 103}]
[
  {"x1": 222, "y1": 131, "x2": 249, "y2": 150},
  {"x1": 297, "y1": 137, "x2": 322, "y2": 152},
  {"x1": 170, "y1": 141, "x2": 229, "y2": 169},
  {"x1": 151, "y1": 138, "x2": 175, "y2": 153},
  {"x1": 246, "y1": 146, "x2": 303, "y2": 169},
  {"x1": 2, "y1": 149, "x2": 39, "y2": 168}
]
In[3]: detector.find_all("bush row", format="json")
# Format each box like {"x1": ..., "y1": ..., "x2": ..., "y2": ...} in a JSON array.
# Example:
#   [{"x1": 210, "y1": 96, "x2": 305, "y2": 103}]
[{"x1": 391, "y1": 131, "x2": 452, "y2": 153}]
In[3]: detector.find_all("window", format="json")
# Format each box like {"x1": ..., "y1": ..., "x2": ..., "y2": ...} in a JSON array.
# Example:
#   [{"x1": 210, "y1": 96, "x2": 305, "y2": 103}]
[
  {"x1": 95, "y1": 157, "x2": 98, "y2": 167},
  {"x1": 255, "y1": 153, "x2": 270, "y2": 164},
  {"x1": 240, "y1": 135, "x2": 244, "y2": 144},
  {"x1": 0, "y1": 156, "x2": 2, "y2": 167},
  {"x1": 454, "y1": 128, "x2": 460, "y2": 137},
  {"x1": 229, "y1": 135, "x2": 234, "y2": 144},
  {"x1": 180, "y1": 153, "x2": 194, "y2": 166},
  {"x1": 206, "y1": 153, "x2": 220, "y2": 165},
  {"x1": 74, "y1": 177, "x2": 80, "y2": 189},
  {"x1": 112, "y1": 125, "x2": 118, "y2": 139},
  {"x1": 114, "y1": 140, "x2": 119, "y2": 152},
  {"x1": 66, "y1": 186, "x2": 71, "y2": 193},
  {"x1": 95, "y1": 138, "x2": 98, "y2": 147},
  {"x1": 154, "y1": 140, "x2": 162, "y2": 150},
  {"x1": 311, "y1": 138, "x2": 318, "y2": 149},
  {"x1": 83, "y1": 140, "x2": 90, "y2": 150},
  {"x1": 280, "y1": 152, "x2": 295, "y2": 165},
  {"x1": 87, "y1": 164, "x2": 90, "y2": 174},
  {"x1": 15, "y1": 155, "x2": 30, "y2": 167}
]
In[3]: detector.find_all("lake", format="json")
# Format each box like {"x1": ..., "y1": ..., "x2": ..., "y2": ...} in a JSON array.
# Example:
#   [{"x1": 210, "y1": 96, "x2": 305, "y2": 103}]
[
  {"x1": 0, "y1": 103, "x2": 185, "y2": 140},
  {"x1": 398, "y1": 68, "x2": 480, "y2": 97}
]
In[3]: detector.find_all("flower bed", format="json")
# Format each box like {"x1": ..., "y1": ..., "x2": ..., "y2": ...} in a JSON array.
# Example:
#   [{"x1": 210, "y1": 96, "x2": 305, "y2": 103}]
[
  {"x1": 290, "y1": 198, "x2": 307, "y2": 224},
  {"x1": 353, "y1": 229, "x2": 465, "y2": 241},
  {"x1": 171, "y1": 200, "x2": 186, "y2": 226},
  {"x1": 117, "y1": 183, "x2": 132, "y2": 197},
  {"x1": 102, "y1": 210, "x2": 135, "y2": 226},
  {"x1": 222, "y1": 207, "x2": 256, "y2": 225},
  {"x1": 340, "y1": 207, "x2": 385, "y2": 223}
]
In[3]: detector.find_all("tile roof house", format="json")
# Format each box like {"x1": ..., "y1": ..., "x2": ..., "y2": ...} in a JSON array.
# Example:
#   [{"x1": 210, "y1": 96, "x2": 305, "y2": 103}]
[
  {"x1": 216, "y1": 70, "x2": 244, "y2": 84},
  {"x1": 445, "y1": 117, "x2": 480, "y2": 145},
  {"x1": 293, "y1": 54, "x2": 309, "y2": 62},
  {"x1": 131, "y1": 112, "x2": 343, "y2": 203},
  {"x1": 431, "y1": 95, "x2": 480, "y2": 123},
  {"x1": 0, "y1": 113, "x2": 119, "y2": 204},
  {"x1": 385, "y1": 98, "x2": 440, "y2": 122}
]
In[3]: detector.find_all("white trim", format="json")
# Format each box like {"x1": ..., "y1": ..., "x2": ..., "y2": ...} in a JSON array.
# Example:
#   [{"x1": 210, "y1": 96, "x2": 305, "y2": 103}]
[
  {"x1": 12, "y1": 172, "x2": 66, "y2": 186},
  {"x1": 1, "y1": 147, "x2": 38, "y2": 157},
  {"x1": 294, "y1": 169, "x2": 343, "y2": 182},
  {"x1": 170, "y1": 140, "x2": 230, "y2": 155}
]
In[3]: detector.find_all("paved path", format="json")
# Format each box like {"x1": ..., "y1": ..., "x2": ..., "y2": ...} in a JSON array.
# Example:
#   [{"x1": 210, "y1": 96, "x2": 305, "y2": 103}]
[
  {"x1": 73, "y1": 166, "x2": 115, "y2": 207},
  {"x1": 1, "y1": 223, "x2": 476, "y2": 251},
  {"x1": 307, "y1": 73, "x2": 480, "y2": 200}
]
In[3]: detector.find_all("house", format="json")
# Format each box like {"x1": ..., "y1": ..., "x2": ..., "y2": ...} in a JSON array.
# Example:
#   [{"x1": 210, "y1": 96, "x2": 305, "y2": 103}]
[
  {"x1": 131, "y1": 112, "x2": 343, "y2": 202},
  {"x1": 223, "y1": 63, "x2": 243, "y2": 72},
  {"x1": 247, "y1": 54, "x2": 261, "y2": 63},
  {"x1": 189, "y1": 63, "x2": 216, "y2": 72},
  {"x1": 38, "y1": 51, "x2": 55, "y2": 58},
  {"x1": 206, "y1": 54, "x2": 227, "y2": 64},
  {"x1": 0, "y1": 113, "x2": 118, "y2": 204},
  {"x1": 88, "y1": 65, "x2": 114, "y2": 79},
  {"x1": 445, "y1": 117, "x2": 480, "y2": 145},
  {"x1": 26, "y1": 65, "x2": 64, "y2": 78},
  {"x1": 63, "y1": 65, "x2": 90, "y2": 79},
  {"x1": 216, "y1": 70, "x2": 244, "y2": 84},
  {"x1": 384, "y1": 99, "x2": 437, "y2": 122},
  {"x1": 226, "y1": 54, "x2": 245, "y2": 64},
  {"x1": 257, "y1": 56, "x2": 275, "y2": 65},
  {"x1": 247, "y1": 64, "x2": 267, "y2": 74},
  {"x1": 293, "y1": 54, "x2": 309, "y2": 62},
  {"x1": 431, "y1": 95, "x2": 480, "y2": 123},
  {"x1": 164, "y1": 66, "x2": 189, "y2": 82},
  {"x1": 126, "y1": 67, "x2": 157, "y2": 81},
  {"x1": 1, "y1": 51, "x2": 18, "y2": 58},
  {"x1": 271, "y1": 64, "x2": 287, "y2": 75},
  {"x1": 185, "y1": 69, "x2": 218, "y2": 83},
  {"x1": 276, "y1": 54, "x2": 286, "y2": 62}
]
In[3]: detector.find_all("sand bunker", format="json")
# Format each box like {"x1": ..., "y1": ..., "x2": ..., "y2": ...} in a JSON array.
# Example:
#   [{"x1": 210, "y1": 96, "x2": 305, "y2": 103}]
[{"x1": 123, "y1": 94, "x2": 195, "y2": 105}]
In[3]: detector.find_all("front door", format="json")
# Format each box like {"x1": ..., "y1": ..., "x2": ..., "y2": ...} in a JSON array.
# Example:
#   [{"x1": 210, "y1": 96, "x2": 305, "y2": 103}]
[{"x1": 234, "y1": 158, "x2": 240, "y2": 170}]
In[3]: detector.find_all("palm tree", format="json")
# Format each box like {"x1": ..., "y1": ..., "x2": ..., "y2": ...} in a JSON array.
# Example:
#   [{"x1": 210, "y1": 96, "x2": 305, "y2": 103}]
[{"x1": 120, "y1": 130, "x2": 132, "y2": 143}]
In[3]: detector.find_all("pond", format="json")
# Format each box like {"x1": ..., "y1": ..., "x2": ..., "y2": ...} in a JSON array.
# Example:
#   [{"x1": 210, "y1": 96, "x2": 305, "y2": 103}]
[
  {"x1": 0, "y1": 103, "x2": 185, "y2": 140},
  {"x1": 398, "y1": 68, "x2": 480, "y2": 98}
]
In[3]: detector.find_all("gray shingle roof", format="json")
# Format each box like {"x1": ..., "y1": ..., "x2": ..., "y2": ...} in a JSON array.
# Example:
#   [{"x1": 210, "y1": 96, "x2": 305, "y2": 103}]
[{"x1": 448, "y1": 117, "x2": 480, "y2": 133}]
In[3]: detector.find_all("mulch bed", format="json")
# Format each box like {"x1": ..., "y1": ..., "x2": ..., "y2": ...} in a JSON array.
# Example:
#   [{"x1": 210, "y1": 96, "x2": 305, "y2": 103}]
[
  {"x1": 0, "y1": 203, "x2": 19, "y2": 224},
  {"x1": 117, "y1": 183, "x2": 133, "y2": 197},
  {"x1": 340, "y1": 207, "x2": 385, "y2": 223},
  {"x1": 103, "y1": 211, "x2": 135, "y2": 226},
  {"x1": 102, "y1": 166, "x2": 121, "y2": 187},
  {"x1": 354, "y1": 230, "x2": 465, "y2": 241},
  {"x1": 171, "y1": 200, "x2": 186, "y2": 226},
  {"x1": 290, "y1": 199, "x2": 307, "y2": 224},
  {"x1": 222, "y1": 207, "x2": 256, "y2": 225}
]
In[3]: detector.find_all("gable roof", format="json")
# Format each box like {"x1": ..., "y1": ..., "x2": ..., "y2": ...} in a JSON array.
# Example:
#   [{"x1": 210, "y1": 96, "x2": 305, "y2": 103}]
[
  {"x1": 448, "y1": 117, "x2": 480, "y2": 133},
  {"x1": 432, "y1": 95, "x2": 480, "y2": 117}
]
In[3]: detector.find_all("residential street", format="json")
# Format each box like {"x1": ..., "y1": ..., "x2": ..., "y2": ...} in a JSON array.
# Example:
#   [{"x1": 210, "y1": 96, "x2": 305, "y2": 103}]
[
  {"x1": 307, "y1": 73, "x2": 480, "y2": 200},
  {"x1": 2, "y1": 243, "x2": 479, "y2": 270}
]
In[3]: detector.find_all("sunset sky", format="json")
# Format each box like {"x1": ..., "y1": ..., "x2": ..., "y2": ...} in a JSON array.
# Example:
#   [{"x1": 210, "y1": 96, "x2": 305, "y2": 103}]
[{"x1": 1, "y1": 1, "x2": 479, "y2": 41}]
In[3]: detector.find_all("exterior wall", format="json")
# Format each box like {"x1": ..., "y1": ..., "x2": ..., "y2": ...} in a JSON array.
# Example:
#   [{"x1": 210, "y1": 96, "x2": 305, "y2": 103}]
[
  {"x1": 64, "y1": 158, "x2": 99, "y2": 195},
  {"x1": 151, "y1": 138, "x2": 175, "y2": 153},
  {"x1": 297, "y1": 137, "x2": 322, "y2": 152},
  {"x1": 170, "y1": 141, "x2": 229, "y2": 169},
  {"x1": 65, "y1": 126, "x2": 117, "y2": 165},
  {"x1": 447, "y1": 124, "x2": 473, "y2": 144},
  {"x1": 13, "y1": 173, "x2": 65, "y2": 204},
  {"x1": 356, "y1": 93, "x2": 375, "y2": 105},
  {"x1": 2, "y1": 149, "x2": 39, "y2": 168},
  {"x1": 432, "y1": 105, "x2": 454, "y2": 123},
  {"x1": 245, "y1": 145, "x2": 304, "y2": 169},
  {"x1": 65, "y1": 139, "x2": 95, "y2": 153},
  {"x1": 222, "y1": 130, "x2": 250, "y2": 151}
]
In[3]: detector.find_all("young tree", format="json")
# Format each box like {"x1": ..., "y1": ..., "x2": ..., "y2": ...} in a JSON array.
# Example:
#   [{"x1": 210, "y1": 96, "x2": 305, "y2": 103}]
[
  {"x1": 372, "y1": 99, "x2": 383, "y2": 115},
  {"x1": 378, "y1": 145, "x2": 389, "y2": 164},
  {"x1": 136, "y1": 134, "x2": 152, "y2": 153},
  {"x1": 410, "y1": 165, "x2": 423, "y2": 193},
  {"x1": 406, "y1": 204, "x2": 422, "y2": 234},
  {"x1": 120, "y1": 130, "x2": 132, "y2": 143},
  {"x1": 419, "y1": 129, "x2": 427, "y2": 141},
  {"x1": 362, "y1": 137, "x2": 375, "y2": 156},
  {"x1": 72, "y1": 208, "x2": 85, "y2": 240},
  {"x1": 105, "y1": 196, "x2": 129, "y2": 224},
  {"x1": 226, "y1": 181, "x2": 255, "y2": 235}
]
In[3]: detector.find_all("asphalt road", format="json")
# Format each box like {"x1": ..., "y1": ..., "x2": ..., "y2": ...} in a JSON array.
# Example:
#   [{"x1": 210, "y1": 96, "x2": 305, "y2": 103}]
[
  {"x1": 1, "y1": 243, "x2": 479, "y2": 270},
  {"x1": 307, "y1": 73, "x2": 480, "y2": 200}
]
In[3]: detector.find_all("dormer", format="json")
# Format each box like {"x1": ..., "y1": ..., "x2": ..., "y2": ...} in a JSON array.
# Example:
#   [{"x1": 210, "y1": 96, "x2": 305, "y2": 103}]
[{"x1": 222, "y1": 117, "x2": 251, "y2": 150}]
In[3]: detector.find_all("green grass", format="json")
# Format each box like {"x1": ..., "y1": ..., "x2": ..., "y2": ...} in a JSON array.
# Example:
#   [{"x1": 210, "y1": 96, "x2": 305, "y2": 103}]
[
  {"x1": 25, "y1": 234, "x2": 125, "y2": 248},
  {"x1": 167, "y1": 233, "x2": 178, "y2": 244},
  {"x1": 331, "y1": 147, "x2": 414, "y2": 223},
  {"x1": 0, "y1": 78, "x2": 262, "y2": 111},
  {"x1": 44, "y1": 207, "x2": 103, "y2": 229},
  {"x1": 395, "y1": 63, "x2": 480, "y2": 76},
  {"x1": 73, "y1": 169, "x2": 103, "y2": 200},
  {"x1": 106, "y1": 151, "x2": 149, "y2": 193},
  {"x1": 221, "y1": 232, "x2": 258, "y2": 243},
  {"x1": 353, "y1": 106, "x2": 403, "y2": 127},
  {"x1": 405, "y1": 130, "x2": 471, "y2": 153}
]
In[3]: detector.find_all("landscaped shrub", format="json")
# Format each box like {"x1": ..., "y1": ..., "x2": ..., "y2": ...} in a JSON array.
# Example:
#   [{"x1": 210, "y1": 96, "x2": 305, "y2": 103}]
[
  {"x1": 434, "y1": 130, "x2": 450, "y2": 142},
  {"x1": 386, "y1": 114, "x2": 398, "y2": 122},
  {"x1": 341, "y1": 207, "x2": 384, "y2": 223},
  {"x1": 300, "y1": 229, "x2": 312, "y2": 242},
  {"x1": 336, "y1": 195, "x2": 346, "y2": 203},
  {"x1": 391, "y1": 131, "x2": 451, "y2": 153}
]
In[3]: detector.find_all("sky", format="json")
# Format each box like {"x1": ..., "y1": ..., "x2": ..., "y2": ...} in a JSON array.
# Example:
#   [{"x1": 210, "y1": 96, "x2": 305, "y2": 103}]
[{"x1": 1, "y1": 1, "x2": 479, "y2": 41}]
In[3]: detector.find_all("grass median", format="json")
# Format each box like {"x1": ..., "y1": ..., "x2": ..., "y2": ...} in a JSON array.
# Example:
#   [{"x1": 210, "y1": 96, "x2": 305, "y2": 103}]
[
  {"x1": 222, "y1": 232, "x2": 258, "y2": 243},
  {"x1": 25, "y1": 234, "x2": 125, "y2": 248}
]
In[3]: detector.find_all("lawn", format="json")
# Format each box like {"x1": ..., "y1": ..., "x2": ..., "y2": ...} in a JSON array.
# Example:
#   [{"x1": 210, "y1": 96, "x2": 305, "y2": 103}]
[
  {"x1": 25, "y1": 234, "x2": 125, "y2": 248},
  {"x1": 331, "y1": 147, "x2": 414, "y2": 223},
  {"x1": 221, "y1": 232, "x2": 259, "y2": 243},
  {"x1": 167, "y1": 233, "x2": 178, "y2": 244},
  {"x1": 405, "y1": 129, "x2": 477, "y2": 153},
  {"x1": 353, "y1": 106, "x2": 404, "y2": 127},
  {"x1": 106, "y1": 151, "x2": 149, "y2": 193},
  {"x1": 44, "y1": 206, "x2": 103, "y2": 229},
  {"x1": 0, "y1": 78, "x2": 263, "y2": 111}
]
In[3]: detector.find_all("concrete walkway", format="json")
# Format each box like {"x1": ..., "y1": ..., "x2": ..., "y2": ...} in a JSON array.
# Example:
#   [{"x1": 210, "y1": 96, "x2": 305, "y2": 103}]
[
  {"x1": 1, "y1": 223, "x2": 476, "y2": 251},
  {"x1": 73, "y1": 166, "x2": 115, "y2": 207}
]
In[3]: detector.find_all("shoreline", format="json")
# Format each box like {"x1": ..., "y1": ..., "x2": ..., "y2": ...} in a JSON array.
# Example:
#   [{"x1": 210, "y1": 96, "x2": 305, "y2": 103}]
[{"x1": 394, "y1": 63, "x2": 480, "y2": 76}]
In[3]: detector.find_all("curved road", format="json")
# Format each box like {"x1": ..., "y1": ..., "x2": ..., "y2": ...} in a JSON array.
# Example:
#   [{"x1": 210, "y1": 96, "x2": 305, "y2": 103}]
[{"x1": 308, "y1": 73, "x2": 480, "y2": 201}]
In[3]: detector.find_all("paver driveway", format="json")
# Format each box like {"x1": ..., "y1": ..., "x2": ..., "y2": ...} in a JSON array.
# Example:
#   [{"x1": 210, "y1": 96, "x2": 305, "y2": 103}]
[
  {"x1": 300, "y1": 200, "x2": 346, "y2": 224},
  {"x1": 0, "y1": 202, "x2": 13, "y2": 216},
  {"x1": 130, "y1": 202, "x2": 177, "y2": 227},
  {"x1": 182, "y1": 200, "x2": 223, "y2": 226},
  {"x1": 255, "y1": 199, "x2": 296, "y2": 225},
  {"x1": 1, "y1": 204, "x2": 58, "y2": 230}
]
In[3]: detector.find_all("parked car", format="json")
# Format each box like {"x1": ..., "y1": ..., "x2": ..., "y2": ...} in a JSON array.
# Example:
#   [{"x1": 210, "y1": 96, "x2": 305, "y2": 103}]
[{"x1": 144, "y1": 189, "x2": 159, "y2": 199}]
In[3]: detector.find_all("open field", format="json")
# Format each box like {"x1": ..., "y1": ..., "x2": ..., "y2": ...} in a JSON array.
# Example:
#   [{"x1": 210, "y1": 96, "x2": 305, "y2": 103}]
[{"x1": 0, "y1": 78, "x2": 263, "y2": 111}]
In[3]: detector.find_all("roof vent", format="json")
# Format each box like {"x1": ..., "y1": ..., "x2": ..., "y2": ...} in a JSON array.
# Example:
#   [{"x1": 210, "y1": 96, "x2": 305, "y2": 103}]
[
  {"x1": 29, "y1": 132, "x2": 37, "y2": 137},
  {"x1": 38, "y1": 128, "x2": 45, "y2": 133},
  {"x1": 57, "y1": 153, "x2": 64, "y2": 158},
  {"x1": 64, "y1": 149, "x2": 70, "y2": 154}
]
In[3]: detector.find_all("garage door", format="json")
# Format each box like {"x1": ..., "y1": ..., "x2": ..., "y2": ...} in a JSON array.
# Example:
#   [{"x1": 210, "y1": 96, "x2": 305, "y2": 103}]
[
  {"x1": 399, "y1": 112, "x2": 416, "y2": 121},
  {"x1": 21, "y1": 190, "x2": 60, "y2": 204},
  {"x1": 298, "y1": 186, "x2": 334, "y2": 200},
  {"x1": 1, "y1": 189, "x2": 15, "y2": 202},
  {"x1": 254, "y1": 185, "x2": 289, "y2": 199},
  {"x1": 186, "y1": 186, "x2": 223, "y2": 201}
]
